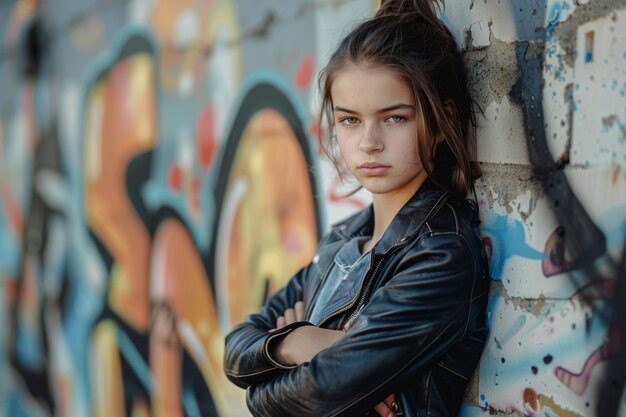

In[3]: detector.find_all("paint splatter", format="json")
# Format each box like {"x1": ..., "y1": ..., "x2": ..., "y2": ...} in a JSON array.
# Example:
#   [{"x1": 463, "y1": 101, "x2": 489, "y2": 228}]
[
  {"x1": 197, "y1": 106, "x2": 217, "y2": 170},
  {"x1": 555, "y1": 329, "x2": 620, "y2": 395},
  {"x1": 523, "y1": 387, "x2": 539, "y2": 412},
  {"x1": 168, "y1": 164, "x2": 183, "y2": 192},
  {"x1": 294, "y1": 55, "x2": 314, "y2": 90}
]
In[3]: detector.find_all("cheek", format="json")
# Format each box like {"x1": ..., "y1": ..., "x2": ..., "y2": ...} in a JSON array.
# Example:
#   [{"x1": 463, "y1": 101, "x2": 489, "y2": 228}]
[
  {"x1": 398, "y1": 132, "x2": 421, "y2": 164},
  {"x1": 411, "y1": 144, "x2": 422, "y2": 161},
  {"x1": 336, "y1": 135, "x2": 356, "y2": 157},
  {"x1": 403, "y1": 150, "x2": 422, "y2": 165}
]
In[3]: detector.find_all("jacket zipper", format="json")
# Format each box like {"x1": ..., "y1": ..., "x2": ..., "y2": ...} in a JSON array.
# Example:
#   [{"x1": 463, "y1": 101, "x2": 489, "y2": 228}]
[
  {"x1": 315, "y1": 192, "x2": 450, "y2": 329},
  {"x1": 341, "y1": 255, "x2": 384, "y2": 330},
  {"x1": 319, "y1": 237, "x2": 410, "y2": 330},
  {"x1": 340, "y1": 237, "x2": 411, "y2": 330}
]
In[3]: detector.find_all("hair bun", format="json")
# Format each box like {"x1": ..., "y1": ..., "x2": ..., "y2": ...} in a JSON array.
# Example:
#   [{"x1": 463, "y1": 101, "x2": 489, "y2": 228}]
[
  {"x1": 376, "y1": 0, "x2": 443, "y2": 18},
  {"x1": 377, "y1": 0, "x2": 451, "y2": 41}
]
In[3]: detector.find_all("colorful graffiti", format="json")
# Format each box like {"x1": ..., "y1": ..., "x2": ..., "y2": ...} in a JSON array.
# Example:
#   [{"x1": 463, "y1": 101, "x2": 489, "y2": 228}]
[
  {"x1": 1, "y1": 0, "x2": 336, "y2": 414},
  {"x1": 451, "y1": 0, "x2": 625, "y2": 414},
  {"x1": 1, "y1": 0, "x2": 625, "y2": 416}
]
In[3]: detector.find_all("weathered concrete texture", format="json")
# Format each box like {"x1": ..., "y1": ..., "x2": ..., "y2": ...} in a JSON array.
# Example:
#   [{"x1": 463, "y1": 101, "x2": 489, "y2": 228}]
[
  {"x1": 549, "y1": 0, "x2": 625, "y2": 69},
  {"x1": 466, "y1": 37, "x2": 522, "y2": 111},
  {"x1": 571, "y1": 8, "x2": 626, "y2": 166},
  {"x1": 475, "y1": 161, "x2": 624, "y2": 414},
  {"x1": 476, "y1": 163, "x2": 538, "y2": 211},
  {"x1": 478, "y1": 285, "x2": 610, "y2": 416},
  {"x1": 445, "y1": 0, "x2": 546, "y2": 44}
]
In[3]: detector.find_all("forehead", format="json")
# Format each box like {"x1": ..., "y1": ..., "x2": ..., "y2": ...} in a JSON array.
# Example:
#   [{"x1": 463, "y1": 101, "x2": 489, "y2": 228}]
[{"x1": 330, "y1": 64, "x2": 414, "y2": 108}]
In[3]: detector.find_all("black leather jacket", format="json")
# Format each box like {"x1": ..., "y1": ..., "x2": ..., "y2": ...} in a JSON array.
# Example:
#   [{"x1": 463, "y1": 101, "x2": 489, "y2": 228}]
[{"x1": 224, "y1": 180, "x2": 490, "y2": 416}]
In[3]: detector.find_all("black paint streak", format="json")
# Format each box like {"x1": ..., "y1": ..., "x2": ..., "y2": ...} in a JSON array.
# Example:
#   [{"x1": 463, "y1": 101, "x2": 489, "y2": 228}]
[
  {"x1": 507, "y1": 2, "x2": 624, "y2": 415},
  {"x1": 597, "y1": 234, "x2": 626, "y2": 417}
]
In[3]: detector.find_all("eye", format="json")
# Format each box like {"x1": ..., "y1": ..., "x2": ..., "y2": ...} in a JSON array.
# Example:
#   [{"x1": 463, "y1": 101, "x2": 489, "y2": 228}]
[
  {"x1": 386, "y1": 115, "x2": 407, "y2": 123},
  {"x1": 338, "y1": 117, "x2": 360, "y2": 126}
]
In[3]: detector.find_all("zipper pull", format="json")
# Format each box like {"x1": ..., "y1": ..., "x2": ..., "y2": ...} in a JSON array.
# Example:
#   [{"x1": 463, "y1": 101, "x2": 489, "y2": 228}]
[
  {"x1": 342, "y1": 304, "x2": 365, "y2": 331},
  {"x1": 391, "y1": 401, "x2": 404, "y2": 416}
]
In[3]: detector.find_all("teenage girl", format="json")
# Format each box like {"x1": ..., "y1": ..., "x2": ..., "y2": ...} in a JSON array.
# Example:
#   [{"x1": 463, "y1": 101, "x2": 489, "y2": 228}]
[{"x1": 224, "y1": 0, "x2": 490, "y2": 415}]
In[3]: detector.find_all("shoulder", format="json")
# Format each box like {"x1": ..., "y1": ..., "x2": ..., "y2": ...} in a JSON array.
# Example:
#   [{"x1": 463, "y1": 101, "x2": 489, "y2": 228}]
[
  {"x1": 407, "y1": 197, "x2": 483, "y2": 271},
  {"x1": 421, "y1": 198, "x2": 480, "y2": 237},
  {"x1": 387, "y1": 200, "x2": 485, "y2": 293}
]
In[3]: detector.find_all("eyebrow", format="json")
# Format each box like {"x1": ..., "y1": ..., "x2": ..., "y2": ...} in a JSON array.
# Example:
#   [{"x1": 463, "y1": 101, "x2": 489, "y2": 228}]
[{"x1": 333, "y1": 104, "x2": 416, "y2": 114}]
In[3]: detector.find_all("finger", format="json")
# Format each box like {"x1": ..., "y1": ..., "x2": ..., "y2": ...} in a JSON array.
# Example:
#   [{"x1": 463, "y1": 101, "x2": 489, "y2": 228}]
[
  {"x1": 276, "y1": 316, "x2": 286, "y2": 328},
  {"x1": 373, "y1": 401, "x2": 393, "y2": 417},
  {"x1": 284, "y1": 308, "x2": 296, "y2": 324},
  {"x1": 384, "y1": 393, "x2": 396, "y2": 408},
  {"x1": 294, "y1": 301, "x2": 305, "y2": 321}
]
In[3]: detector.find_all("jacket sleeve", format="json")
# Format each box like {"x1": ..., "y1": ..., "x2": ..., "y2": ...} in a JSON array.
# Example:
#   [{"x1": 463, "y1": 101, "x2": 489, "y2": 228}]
[
  {"x1": 223, "y1": 260, "x2": 316, "y2": 388},
  {"x1": 245, "y1": 232, "x2": 481, "y2": 417}
]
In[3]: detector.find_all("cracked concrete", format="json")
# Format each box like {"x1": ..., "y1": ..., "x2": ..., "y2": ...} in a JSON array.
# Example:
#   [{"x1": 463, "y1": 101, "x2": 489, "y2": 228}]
[{"x1": 465, "y1": 36, "x2": 522, "y2": 111}]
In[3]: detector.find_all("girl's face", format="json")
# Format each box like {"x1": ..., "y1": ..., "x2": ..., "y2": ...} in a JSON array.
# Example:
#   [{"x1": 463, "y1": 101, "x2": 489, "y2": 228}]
[{"x1": 331, "y1": 64, "x2": 428, "y2": 201}]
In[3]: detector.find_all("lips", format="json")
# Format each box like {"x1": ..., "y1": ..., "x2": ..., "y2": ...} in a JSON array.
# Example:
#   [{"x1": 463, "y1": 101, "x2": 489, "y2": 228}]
[{"x1": 358, "y1": 162, "x2": 390, "y2": 176}]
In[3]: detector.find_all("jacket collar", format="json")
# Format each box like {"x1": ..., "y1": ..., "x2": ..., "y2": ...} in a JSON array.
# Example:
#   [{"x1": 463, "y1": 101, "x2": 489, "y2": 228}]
[{"x1": 332, "y1": 178, "x2": 449, "y2": 255}]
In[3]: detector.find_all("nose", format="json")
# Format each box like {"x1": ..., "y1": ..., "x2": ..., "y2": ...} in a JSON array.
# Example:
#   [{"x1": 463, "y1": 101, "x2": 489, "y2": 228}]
[{"x1": 358, "y1": 124, "x2": 384, "y2": 153}]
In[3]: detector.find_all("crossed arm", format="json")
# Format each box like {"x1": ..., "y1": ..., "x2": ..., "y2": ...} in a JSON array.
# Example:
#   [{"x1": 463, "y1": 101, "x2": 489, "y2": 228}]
[
  {"x1": 271, "y1": 302, "x2": 398, "y2": 417},
  {"x1": 224, "y1": 234, "x2": 474, "y2": 416}
]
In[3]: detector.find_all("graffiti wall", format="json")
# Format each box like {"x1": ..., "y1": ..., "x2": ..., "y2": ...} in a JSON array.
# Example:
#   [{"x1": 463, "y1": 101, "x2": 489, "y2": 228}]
[{"x1": 0, "y1": 0, "x2": 624, "y2": 416}]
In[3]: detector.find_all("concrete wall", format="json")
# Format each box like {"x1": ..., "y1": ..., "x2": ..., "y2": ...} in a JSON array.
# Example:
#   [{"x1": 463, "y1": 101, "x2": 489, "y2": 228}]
[{"x1": 0, "y1": 0, "x2": 624, "y2": 416}]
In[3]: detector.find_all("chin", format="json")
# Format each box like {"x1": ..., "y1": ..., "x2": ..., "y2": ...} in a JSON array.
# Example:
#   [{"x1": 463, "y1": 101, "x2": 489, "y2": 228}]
[
  {"x1": 361, "y1": 177, "x2": 425, "y2": 197},
  {"x1": 361, "y1": 184, "x2": 395, "y2": 194}
]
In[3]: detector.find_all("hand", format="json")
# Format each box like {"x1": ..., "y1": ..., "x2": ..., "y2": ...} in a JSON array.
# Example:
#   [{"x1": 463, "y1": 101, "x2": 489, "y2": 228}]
[
  {"x1": 275, "y1": 325, "x2": 344, "y2": 365},
  {"x1": 374, "y1": 394, "x2": 397, "y2": 417},
  {"x1": 272, "y1": 301, "x2": 305, "y2": 330}
]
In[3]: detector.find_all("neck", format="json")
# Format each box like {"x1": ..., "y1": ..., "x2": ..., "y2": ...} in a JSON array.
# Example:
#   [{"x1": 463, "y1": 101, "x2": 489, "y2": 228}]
[{"x1": 368, "y1": 172, "x2": 429, "y2": 248}]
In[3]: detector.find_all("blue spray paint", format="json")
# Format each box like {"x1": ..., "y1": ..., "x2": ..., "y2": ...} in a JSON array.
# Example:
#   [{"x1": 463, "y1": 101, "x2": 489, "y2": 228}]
[{"x1": 481, "y1": 214, "x2": 544, "y2": 280}]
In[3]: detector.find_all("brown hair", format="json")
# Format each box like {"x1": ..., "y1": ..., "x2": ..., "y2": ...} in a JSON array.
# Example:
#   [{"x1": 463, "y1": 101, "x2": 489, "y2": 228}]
[{"x1": 318, "y1": 0, "x2": 477, "y2": 200}]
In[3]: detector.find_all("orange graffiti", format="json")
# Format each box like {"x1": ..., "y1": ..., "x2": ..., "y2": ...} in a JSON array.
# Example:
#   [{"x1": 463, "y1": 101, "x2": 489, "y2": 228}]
[
  {"x1": 216, "y1": 109, "x2": 318, "y2": 329},
  {"x1": 150, "y1": 218, "x2": 245, "y2": 417},
  {"x1": 150, "y1": 0, "x2": 241, "y2": 93},
  {"x1": 84, "y1": 52, "x2": 157, "y2": 331}
]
